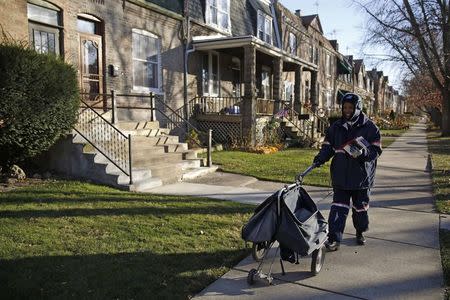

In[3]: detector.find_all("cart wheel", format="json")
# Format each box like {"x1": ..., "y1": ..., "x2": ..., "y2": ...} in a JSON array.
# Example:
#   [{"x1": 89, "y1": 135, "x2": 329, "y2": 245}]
[
  {"x1": 311, "y1": 246, "x2": 325, "y2": 275},
  {"x1": 251, "y1": 242, "x2": 268, "y2": 262},
  {"x1": 247, "y1": 268, "x2": 258, "y2": 285}
]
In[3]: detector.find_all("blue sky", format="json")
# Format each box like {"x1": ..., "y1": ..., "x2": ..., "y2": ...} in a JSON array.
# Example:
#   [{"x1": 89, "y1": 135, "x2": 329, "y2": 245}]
[{"x1": 279, "y1": 0, "x2": 402, "y2": 89}]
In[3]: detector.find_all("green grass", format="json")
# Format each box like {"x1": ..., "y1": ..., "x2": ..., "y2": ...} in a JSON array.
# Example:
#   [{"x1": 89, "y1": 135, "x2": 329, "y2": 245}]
[
  {"x1": 427, "y1": 130, "x2": 450, "y2": 294},
  {"x1": 210, "y1": 148, "x2": 332, "y2": 186},
  {"x1": 210, "y1": 138, "x2": 395, "y2": 187},
  {"x1": 427, "y1": 131, "x2": 450, "y2": 213},
  {"x1": 382, "y1": 137, "x2": 396, "y2": 148},
  {"x1": 441, "y1": 229, "x2": 450, "y2": 299},
  {"x1": 381, "y1": 129, "x2": 408, "y2": 137},
  {"x1": 0, "y1": 181, "x2": 254, "y2": 299}
]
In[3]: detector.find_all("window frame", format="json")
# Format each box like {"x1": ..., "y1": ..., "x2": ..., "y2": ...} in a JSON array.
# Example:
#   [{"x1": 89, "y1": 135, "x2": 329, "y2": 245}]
[
  {"x1": 257, "y1": 11, "x2": 272, "y2": 44},
  {"x1": 260, "y1": 65, "x2": 272, "y2": 99},
  {"x1": 202, "y1": 51, "x2": 220, "y2": 97},
  {"x1": 325, "y1": 53, "x2": 331, "y2": 76},
  {"x1": 289, "y1": 32, "x2": 297, "y2": 56},
  {"x1": 284, "y1": 81, "x2": 294, "y2": 101},
  {"x1": 27, "y1": 1, "x2": 62, "y2": 55},
  {"x1": 205, "y1": 0, "x2": 231, "y2": 32},
  {"x1": 131, "y1": 29, "x2": 162, "y2": 93}
]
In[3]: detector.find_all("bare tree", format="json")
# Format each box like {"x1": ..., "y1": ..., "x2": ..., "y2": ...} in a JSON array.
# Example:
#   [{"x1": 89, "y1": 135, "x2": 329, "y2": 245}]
[
  {"x1": 356, "y1": 0, "x2": 450, "y2": 135},
  {"x1": 404, "y1": 73, "x2": 443, "y2": 125}
]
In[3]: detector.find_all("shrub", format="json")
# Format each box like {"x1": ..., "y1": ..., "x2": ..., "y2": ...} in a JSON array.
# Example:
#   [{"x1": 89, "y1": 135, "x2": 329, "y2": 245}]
[{"x1": 0, "y1": 41, "x2": 80, "y2": 168}]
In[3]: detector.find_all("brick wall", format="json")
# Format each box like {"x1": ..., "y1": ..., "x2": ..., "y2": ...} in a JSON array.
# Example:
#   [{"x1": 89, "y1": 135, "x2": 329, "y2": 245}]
[{"x1": 1, "y1": 0, "x2": 186, "y2": 118}]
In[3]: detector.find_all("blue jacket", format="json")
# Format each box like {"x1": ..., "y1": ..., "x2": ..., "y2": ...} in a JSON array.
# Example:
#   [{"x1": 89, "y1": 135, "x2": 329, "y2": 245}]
[{"x1": 315, "y1": 113, "x2": 382, "y2": 190}]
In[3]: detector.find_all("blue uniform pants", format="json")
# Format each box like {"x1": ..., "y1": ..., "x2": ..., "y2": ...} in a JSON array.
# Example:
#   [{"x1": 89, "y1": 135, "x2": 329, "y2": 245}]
[{"x1": 328, "y1": 188, "x2": 370, "y2": 243}]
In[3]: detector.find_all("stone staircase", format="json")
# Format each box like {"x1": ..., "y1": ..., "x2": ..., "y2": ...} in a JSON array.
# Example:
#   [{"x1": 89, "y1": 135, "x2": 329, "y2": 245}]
[
  {"x1": 47, "y1": 119, "x2": 213, "y2": 192},
  {"x1": 280, "y1": 115, "x2": 325, "y2": 147}
]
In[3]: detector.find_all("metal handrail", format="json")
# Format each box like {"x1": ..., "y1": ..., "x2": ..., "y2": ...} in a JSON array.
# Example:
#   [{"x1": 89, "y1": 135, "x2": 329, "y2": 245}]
[
  {"x1": 79, "y1": 99, "x2": 128, "y2": 138},
  {"x1": 303, "y1": 106, "x2": 330, "y2": 136},
  {"x1": 282, "y1": 106, "x2": 315, "y2": 143},
  {"x1": 75, "y1": 99, "x2": 133, "y2": 184},
  {"x1": 152, "y1": 94, "x2": 217, "y2": 147}
]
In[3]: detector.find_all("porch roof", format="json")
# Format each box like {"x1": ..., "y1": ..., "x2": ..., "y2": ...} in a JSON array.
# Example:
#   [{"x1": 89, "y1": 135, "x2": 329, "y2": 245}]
[{"x1": 192, "y1": 35, "x2": 317, "y2": 71}]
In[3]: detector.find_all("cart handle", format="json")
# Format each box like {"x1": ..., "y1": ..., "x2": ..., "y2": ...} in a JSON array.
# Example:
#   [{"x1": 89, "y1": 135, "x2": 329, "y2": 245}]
[{"x1": 295, "y1": 163, "x2": 318, "y2": 184}]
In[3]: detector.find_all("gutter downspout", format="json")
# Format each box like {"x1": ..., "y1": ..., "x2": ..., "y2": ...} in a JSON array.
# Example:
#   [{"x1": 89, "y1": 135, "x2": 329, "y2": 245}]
[
  {"x1": 183, "y1": 14, "x2": 195, "y2": 130},
  {"x1": 270, "y1": 0, "x2": 282, "y2": 49}
]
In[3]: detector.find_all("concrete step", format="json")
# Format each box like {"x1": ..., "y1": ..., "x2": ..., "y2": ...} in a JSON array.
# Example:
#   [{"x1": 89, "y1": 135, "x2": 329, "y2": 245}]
[
  {"x1": 117, "y1": 121, "x2": 161, "y2": 130},
  {"x1": 132, "y1": 135, "x2": 180, "y2": 146},
  {"x1": 161, "y1": 143, "x2": 189, "y2": 153},
  {"x1": 122, "y1": 128, "x2": 171, "y2": 137},
  {"x1": 132, "y1": 152, "x2": 185, "y2": 167},
  {"x1": 181, "y1": 165, "x2": 219, "y2": 181}
]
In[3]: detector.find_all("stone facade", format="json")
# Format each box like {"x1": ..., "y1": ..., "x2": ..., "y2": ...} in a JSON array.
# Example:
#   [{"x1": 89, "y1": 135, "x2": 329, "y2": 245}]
[{"x1": 1, "y1": 0, "x2": 403, "y2": 142}]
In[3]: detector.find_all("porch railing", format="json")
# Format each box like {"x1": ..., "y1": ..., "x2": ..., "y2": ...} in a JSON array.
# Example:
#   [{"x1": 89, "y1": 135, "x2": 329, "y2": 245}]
[
  {"x1": 75, "y1": 98, "x2": 133, "y2": 184},
  {"x1": 256, "y1": 98, "x2": 275, "y2": 115},
  {"x1": 189, "y1": 96, "x2": 243, "y2": 116},
  {"x1": 304, "y1": 106, "x2": 330, "y2": 137},
  {"x1": 281, "y1": 106, "x2": 315, "y2": 143}
]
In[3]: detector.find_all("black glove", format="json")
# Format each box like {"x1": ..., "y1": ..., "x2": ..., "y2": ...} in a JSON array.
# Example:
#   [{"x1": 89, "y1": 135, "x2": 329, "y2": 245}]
[
  {"x1": 313, "y1": 155, "x2": 324, "y2": 166},
  {"x1": 357, "y1": 148, "x2": 369, "y2": 161}
]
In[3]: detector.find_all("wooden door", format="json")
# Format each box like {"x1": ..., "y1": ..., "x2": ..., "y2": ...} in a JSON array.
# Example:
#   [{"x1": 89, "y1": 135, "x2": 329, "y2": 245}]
[{"x1": 79, "y1": 34, "x2": 103, "y2": 106}]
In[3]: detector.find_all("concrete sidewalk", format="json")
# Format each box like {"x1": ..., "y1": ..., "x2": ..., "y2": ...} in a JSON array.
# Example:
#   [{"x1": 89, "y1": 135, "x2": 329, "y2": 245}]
[{"x1": 145, "y1": 123, "x2": 444, "y2": 299}]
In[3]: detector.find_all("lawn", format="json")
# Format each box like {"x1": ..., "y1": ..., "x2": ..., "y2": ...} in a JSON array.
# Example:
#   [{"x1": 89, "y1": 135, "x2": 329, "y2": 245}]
[
  {"x1": 380, "y1": 129, "x2": 408, "y2": 137},
  {"x1": 210, "y1": 138, "x2": 396, "y2": 187},
  {"x1": 210, "y1": 148, "x2": 332, "y2": 186},
  {"x1": 427, "y1": 131, "x2": 450, "y2": 213},
  {"x1": 427, "y1": 130, "x2": 450, "y2": 294},
  {"x1": 0, "y1": 181, "x2": 254, "y2": 299}
]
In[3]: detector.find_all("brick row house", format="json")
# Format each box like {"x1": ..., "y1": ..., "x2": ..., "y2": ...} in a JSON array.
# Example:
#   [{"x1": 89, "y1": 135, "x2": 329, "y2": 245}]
[{"x1": 0, "y1": 0, "x2": 405, "y2": 188}]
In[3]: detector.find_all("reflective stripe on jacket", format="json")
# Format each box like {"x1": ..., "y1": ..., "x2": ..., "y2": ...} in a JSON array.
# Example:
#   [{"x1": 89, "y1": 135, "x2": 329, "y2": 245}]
[{"x1": 316, "y1": 113, "x2": 382, "y2": 190}]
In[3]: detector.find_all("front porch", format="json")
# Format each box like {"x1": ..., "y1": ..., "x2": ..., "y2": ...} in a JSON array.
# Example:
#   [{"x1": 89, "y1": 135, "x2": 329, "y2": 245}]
[{"x1": 189, "y1": 35, "x2": 322, "y2": 146}]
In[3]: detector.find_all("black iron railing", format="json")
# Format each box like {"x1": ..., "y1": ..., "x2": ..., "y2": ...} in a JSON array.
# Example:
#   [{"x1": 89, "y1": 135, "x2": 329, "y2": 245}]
[
  {"x1": 281, "y1": 106, "x2": 315, "y2": 143},
  {"x1": 75, "y1": 99, "x2": 133, "y2": 184},
  {"x1": 189, "y1": 96, "x2": 243, "y2": 116},
  {"x1": 304, "y1": 106, "x2": 330, "y2": 137},
  {"x1": 152, "y1": 94, "x2": 217, "y2": 148}
]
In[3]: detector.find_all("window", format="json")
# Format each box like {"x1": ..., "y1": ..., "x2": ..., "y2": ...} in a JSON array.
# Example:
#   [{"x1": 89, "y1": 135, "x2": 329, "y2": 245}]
[
  {"x1": 27, "y1": 2, "x2": 61, "y2": 55},
  {"x1": 202, "y1": 52, "x2": 220, "y2": 96},
  {"x1": 326, "y1": 90, "x2": 332, "y2": 108},
  {"x1": 257, "y1": 11, "x2": 272, "y2": 44},
  {"x1": 289, "y1": 32, "x2": 297, "y2": 56},
  {"x1": 314, "y1": 47, "x2": 319, "y2": 65},
  {"x1": 309, "y1": 45, "x2": 319, "y2": 64},
  {"x1": 132, "y1": 29, "x2": 161, "y2": 92},
  {"x1": 261, "y1": 66, "x2": 272, "y2": 99},
  {"x1": 206, "y1": 0, "x2": 230, "y2": 32},
  {"x1": 231, "y1": 57, "x2": 241, "y2": 97},
  {"x1": 284, "y1": 81, "x2": 294, "y2": 101},
  {"x1": 326, "y1": 54, "x2": 331, "y2": 76}
]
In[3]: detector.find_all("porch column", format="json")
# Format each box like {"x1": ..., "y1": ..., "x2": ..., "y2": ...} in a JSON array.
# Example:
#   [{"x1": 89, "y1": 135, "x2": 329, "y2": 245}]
[
  {"x1": 273, "y1": 57, "x2": 283, "y2": 113},
  {"x1": 242, "y1": 45, "x2": 257, "y2": 146},
  {"x1": 294, "y1": 65, "x2": 303, "y2": 114},
  {"x1": 310, "y1": 70, "x2": 318, "y2": 112}
]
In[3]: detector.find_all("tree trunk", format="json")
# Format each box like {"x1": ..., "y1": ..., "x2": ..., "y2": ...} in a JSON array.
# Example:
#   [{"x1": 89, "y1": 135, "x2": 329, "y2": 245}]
[{"x1": 442, "y1": 88, "x2": 450, "y2": 135}]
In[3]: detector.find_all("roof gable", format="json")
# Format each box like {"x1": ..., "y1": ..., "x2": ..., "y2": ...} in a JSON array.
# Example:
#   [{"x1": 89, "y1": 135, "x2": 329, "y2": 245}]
[{"x1": 301, "y1": 14, "x2": 323, "y2": 34}]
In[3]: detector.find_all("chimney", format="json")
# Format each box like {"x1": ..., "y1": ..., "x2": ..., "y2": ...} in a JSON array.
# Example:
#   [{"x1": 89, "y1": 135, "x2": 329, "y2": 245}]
[{"x1": 295, "y1": 9, "x2": 301, "y2": 17}]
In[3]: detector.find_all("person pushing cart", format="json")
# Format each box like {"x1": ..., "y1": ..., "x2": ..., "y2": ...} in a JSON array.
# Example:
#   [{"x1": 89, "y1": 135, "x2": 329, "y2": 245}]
[{"x1": 313, "y1": 92, "x2": 382, "y2": 251}]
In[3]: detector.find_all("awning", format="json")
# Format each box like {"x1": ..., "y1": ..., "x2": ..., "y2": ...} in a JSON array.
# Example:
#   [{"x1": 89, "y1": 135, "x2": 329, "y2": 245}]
[{"x1": 337, "y1": 57, "x2": 352, "y2": 74}]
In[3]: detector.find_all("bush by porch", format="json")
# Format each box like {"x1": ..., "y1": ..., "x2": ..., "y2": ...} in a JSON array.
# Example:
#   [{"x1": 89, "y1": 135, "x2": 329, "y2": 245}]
[{"x1": 0, "y1": 40, "x2": 79, "y2": 169}]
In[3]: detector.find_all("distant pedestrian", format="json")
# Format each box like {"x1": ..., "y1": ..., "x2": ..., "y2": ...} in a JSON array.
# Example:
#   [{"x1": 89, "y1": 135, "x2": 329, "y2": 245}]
[{"x1": 312, "y1": 93, "x2": 382, "y2": 251}]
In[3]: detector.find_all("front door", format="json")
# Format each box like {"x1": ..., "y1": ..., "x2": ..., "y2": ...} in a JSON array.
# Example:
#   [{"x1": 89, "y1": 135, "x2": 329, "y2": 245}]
[{"x1": 79, "y1": 33, "x2": 103, "y2": 106}]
